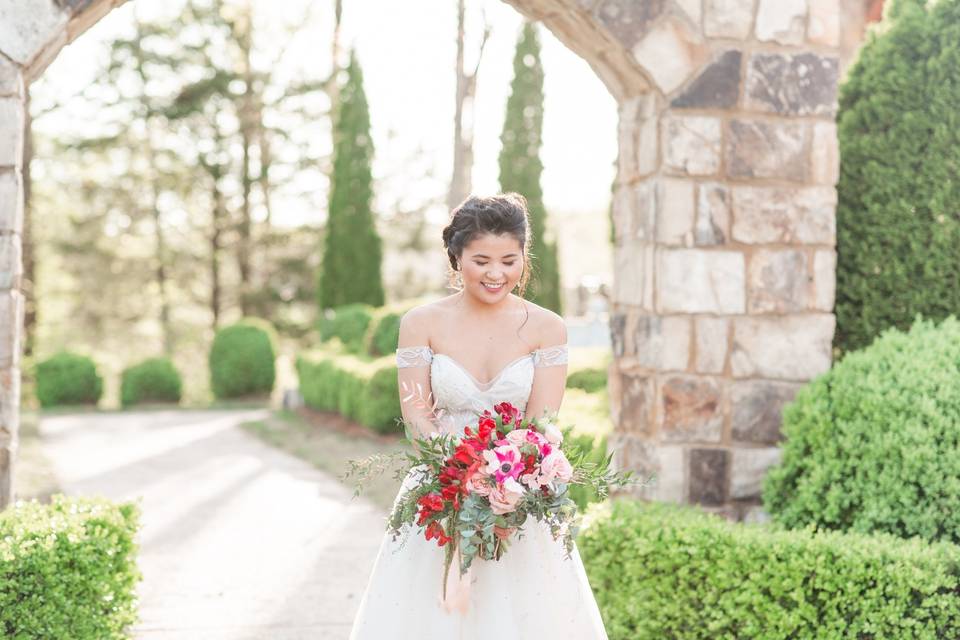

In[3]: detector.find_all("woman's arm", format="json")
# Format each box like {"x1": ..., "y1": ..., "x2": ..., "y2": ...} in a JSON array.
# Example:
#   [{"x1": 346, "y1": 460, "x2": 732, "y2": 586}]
[
  {"x1": 396, "y1": 308, "x2": 442, "y2": 452},
  {"x1": 523, "y1": 312, "x2": 569, "y2": 423}
]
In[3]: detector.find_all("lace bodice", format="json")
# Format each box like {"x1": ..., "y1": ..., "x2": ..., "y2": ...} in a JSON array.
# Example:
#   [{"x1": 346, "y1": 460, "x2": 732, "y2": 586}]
[{"x1": 395, "y1": 344, "x2": 568, "y2": 435}]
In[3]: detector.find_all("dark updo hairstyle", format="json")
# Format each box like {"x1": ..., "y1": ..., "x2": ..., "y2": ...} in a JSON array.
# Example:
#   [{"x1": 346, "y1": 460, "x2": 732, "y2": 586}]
[{"x1": 441, "y1": 192, "x2": 535, "y2": 297}]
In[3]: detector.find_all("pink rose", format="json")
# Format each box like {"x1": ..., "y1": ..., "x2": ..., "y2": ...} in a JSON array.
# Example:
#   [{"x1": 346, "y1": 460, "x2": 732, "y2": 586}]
[
  {"x1": 464, "y1": 472, "x2": 492, "y2": 497},
  {"x1": 487, "y1": 477, "x2": 525, "y2": 515},
  {"x1": 505, "y1": 428, "x2": 530, "y2": 447},
  {"x1": 539, "y1": 451, "x2": 574, "y2": 484}
]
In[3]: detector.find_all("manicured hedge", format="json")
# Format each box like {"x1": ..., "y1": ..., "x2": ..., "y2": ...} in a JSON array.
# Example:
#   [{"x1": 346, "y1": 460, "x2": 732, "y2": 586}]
[
  {"x1": 578, "y1": 499, "x2": 960, "y2": 640},
  {"x1": 318, "y1": 303, "x2": 374, "y2": 354},
  {"x1": 34, "y1": 351, "x2": 103, "y2": 408},
  {"x1": 566, "y1": 367, "x2": 606, "y2": 393},
  {"x1": 763, "y1": 314, "x2": 960, "y2": 544},
  {"x1": 296, "y1": 348, "x2": 401, "y2": 434},
  {"x1": 209, "y1": 318, "x2": 277, "y2": 399},
  {"x1": 0, "y1": 495, "x2": 143, "y2": 639},
  {"x1": 120, "y1": 357, "x2": 182, "y2": 407},
  {"x1": 834, "y1": 0, "x2": 960, "y2": 354}
]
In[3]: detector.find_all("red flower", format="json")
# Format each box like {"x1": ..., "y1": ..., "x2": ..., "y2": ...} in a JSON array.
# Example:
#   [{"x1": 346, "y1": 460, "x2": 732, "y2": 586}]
[
  {"x1": 425, "y1": 520, "x2": 452, "y2": 546},
  {"x1": 477, "y1": 416, "x2": 497, "y2": 441},
  {"x1": 417, "y1": 493, "x2": 443, "y2": 513},
  {"x1": 493, "y1": 402, "x2": 522, "y2": 426},
  {"x1": 441, "y1": 484, "x2": 460, "y2": 501}
]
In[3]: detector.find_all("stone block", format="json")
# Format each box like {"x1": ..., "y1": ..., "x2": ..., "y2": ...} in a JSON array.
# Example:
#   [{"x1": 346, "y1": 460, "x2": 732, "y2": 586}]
[
  {"x1": 747, "y1": 248, "x2": 810, "y2": 313},
  {"x1": 609, "y1": 433, "x2": 659, "y2": 497},
  {"x1": 0, "y1": 170, "x2": 22, "y2": 233},
  {"x1": 731, "y1": 314, "x2": 834, "y2": 380},
  {"x1": 594, "y1": 0, "x2": 668, "y2": 49},
  {"x1": 0, "y1": 0, "x2": 69, "y2": 65},
  {"x1": 811, "y1": 121, "x2": 840, "y2": 185},
  {"x1": 688, "y1": 447, "x2": 728, "y2": 506},
  {"x1": 656, "y1": 178, "x2": 695, "y2": 246},
  {"x1": 695, "y1": 182, "x2": 729, "y2": 246},
  {"x1": 743, "y1": 504, "x2": 773, "y2": 523},
  {"x1": 660, "y1": 375, "x2": 723, "y2": 443},
  {"x1": 755, "y1": 0, "x2": 807, "y2": 45},
  {"x1": 0, "y1": 365, "x2": 20, "y2": 446},
  {"x1": 731, "y1": 186, "x2": 836, "y2": 245},
  {"x1": 609, "y1": 311, "x2": 628, "y2": 357},
  {"x1": 618, "y1": 94, "x2": 658, "y2": 179},
  {"x1": 618, "y1": 372, "x2": 655, "y2": 434},
  {"x1": 634, "y1": 315, "x2": 691, "y2": 371},
  {"x1": 807, "y1": 0, "x2": 840, "y2": 47},
  {"x1": 0, "y1": 55, "x2": 21, "y2": 97},
  {"x1": 613, "y1": 181, "x2": 656, "y2": 244},
  {"x1": 730, "y1": 447, "x2": 783, "y2": 499},
  {"x1": 704, "y1": 0, "x2": 754, "y2": 39},
  {"x1": 0, "y1": 290, "x2": 23, "y2": 368},
  {"x1": 651, "y1": 444, "x2": 686, "y2": 503},
  {"x1": 675, "y1": 0, "x2": 702, "y2": 26},
  {"x1": 613, "y1": 241, "x2": 655, "y2": 310},
  {"x1": 632, "y1": 16, "x2": 709, "y2": 95},
  {"x1": 0, "y1": 233, "x2": 21, "y2": 289},
  {"x1": 658, "y1": 248, "x2": 745, "y2": 314},
  {"x1": 813, "y1": 248, "x2": 836, "y2": 311},
  {"x1": 744, "y1": 52, "x2": 839, "y2": 117},
  {"x1": 662, "y1": 115, "x2": 722, "y2": 176},
  {"x1": 730, "y1": 380, "x2": 802, "y2": 443},
  {"x1": 727, "y1": 119, "x2": 810, "y2": 182},
  {"x1": 0, "y1": 98, "x2": 24, "y2": 168},
  {"x1": 671, "y1": 50, "x2": 742, "y2": 110},
  {"x1": 694, "y1": 316, "x2": 729, "y2": 374}
]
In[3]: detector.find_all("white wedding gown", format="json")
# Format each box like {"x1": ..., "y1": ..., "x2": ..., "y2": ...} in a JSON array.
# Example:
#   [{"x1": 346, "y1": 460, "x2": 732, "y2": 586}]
[{"x1": 347, "y1": 343, "x2": 609, "y2": 639}]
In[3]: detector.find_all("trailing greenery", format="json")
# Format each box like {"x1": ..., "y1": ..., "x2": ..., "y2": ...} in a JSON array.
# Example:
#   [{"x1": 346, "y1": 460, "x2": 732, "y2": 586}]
[
  {"x1": 578, "y1": 499, "x2": 960, "y2": 640},
  {"x1": 317, "y1": 48, "x2": 384, "y2": 310},
  {"x1": 208, "y1": 318, "x2": 277, "y2": 399},
  {"x1": 498, "y1": 21, "x2": 562, "y2": 314},
  {"x1": 296, "y1": 347, "x2": 401, "y2": 434},
  {"x1": 834, "y1": 0, "x2": 960, "y2": 354},
  {"x1": 763, "y1": 315, "x2": 960, "y2": 544},
  {"x1": 563, "y1": 430, "x2": 609, "y2": 512},
  {"x1": 0, "y1": 495, "x2": 143, "y2": 639},
  {"x1": 120, "y1": 357, "x2": 182, "y2": 407},
  {"x1": 34, "y1": 351, "x2": 103, "y2": 408}
]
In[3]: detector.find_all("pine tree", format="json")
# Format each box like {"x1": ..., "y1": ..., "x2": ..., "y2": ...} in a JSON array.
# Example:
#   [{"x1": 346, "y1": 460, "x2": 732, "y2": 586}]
[
  {"x1": 498, "y1": 22, "x2": 562, "y2": 314},
  {"x1": 318, "y1": 49, "x2": 384, "y2": 310}
]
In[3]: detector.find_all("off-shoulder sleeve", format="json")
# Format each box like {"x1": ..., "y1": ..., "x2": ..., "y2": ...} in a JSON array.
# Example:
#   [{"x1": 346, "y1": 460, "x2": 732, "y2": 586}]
[
  {"x1": 532, "y1": 343, "x2": 568, "y2": 367},
  {"x1": 396, "y1": 345, "x2": 433, "y2": 368}
]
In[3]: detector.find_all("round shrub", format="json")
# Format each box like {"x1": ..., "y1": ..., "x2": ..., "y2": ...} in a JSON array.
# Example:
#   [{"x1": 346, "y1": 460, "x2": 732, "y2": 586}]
[
  {"x1": 763, "y1": 314, "x2": 960, "y2": 544},
  {"x1": 835, "y1": 0, "x2": 960, "y2": 354},
  {"x1": 120, "y1": 357, "x2": 182, "y2": 407},
  {"x1": 366, "y1": 311, "x2": 402, "y2": 357},
  {"x1": 34, "y1": 351, "x2": 103, "y2": 408},
  {"x1": 318, "y1": 303, "x2": 373, "y2": 354},
  {"x1": 566, "y1": 367, "x2": 606, "y2": 393},
  {"x1": 209, "y1": 319, "x2": 277, "y2": 399}
]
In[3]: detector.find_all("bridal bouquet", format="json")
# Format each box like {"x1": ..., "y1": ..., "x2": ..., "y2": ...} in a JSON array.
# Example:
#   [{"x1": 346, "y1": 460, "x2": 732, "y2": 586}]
[{"x1": 343, "y1": 400, "x2": 638, "y2": 600}]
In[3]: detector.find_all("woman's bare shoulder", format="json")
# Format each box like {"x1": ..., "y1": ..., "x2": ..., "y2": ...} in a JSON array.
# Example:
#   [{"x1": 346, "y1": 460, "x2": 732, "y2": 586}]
[{"x1": 516, "y1": 297, "x2": 567, "y2": 347}]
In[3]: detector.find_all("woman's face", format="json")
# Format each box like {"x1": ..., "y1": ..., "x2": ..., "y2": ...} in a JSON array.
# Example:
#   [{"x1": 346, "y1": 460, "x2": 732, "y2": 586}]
[{"x1": 459, "y1": 232, "x2": 524, "y2": 302}]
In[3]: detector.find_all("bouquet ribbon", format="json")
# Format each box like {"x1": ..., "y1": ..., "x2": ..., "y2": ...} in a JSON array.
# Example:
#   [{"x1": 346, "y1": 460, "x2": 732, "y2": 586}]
[{"x1": 439, "y1": 539, "x2": 475, "y2": 615}]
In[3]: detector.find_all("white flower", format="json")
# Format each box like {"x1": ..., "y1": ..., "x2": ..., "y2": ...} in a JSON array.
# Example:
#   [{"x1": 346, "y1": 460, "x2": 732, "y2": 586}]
[{"x1": 542, "y1": 420, "x2": 563, "y2": 444}]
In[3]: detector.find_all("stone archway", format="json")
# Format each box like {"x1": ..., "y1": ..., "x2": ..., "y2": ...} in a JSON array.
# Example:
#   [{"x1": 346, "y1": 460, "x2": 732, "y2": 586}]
[{"x1": 0, "y1": 0, "x2": 876, "y2": 513}]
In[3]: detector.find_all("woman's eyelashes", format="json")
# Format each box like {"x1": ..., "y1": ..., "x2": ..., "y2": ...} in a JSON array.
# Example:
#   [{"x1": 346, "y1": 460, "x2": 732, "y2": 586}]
[{"x1": 475, "y1": 262, "x2": 516, "y2": 267}]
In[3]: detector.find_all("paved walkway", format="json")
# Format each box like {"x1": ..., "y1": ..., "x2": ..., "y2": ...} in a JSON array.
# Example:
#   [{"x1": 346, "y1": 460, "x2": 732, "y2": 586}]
[{"x1": 37, "y1": 409, "x2": 386, "y2": 640}]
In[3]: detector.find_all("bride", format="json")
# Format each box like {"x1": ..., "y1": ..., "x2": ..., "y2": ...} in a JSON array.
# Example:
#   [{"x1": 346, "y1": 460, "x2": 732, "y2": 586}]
[{"x1": 348, "y1": 193, "x2": 608, "y2": 639}]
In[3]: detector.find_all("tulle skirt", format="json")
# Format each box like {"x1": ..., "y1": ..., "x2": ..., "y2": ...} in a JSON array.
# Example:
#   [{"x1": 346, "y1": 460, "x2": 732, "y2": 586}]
[{"x1": 348, "y1": 465, "x2": 609, "y2": 639}]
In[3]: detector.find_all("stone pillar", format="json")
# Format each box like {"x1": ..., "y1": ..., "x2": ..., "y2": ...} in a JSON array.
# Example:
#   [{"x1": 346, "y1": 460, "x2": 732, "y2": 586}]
[
  {"x1": 0, "y1": 53, "x2": 25, "y2": 509},
  {"x1": 599, "y1": 0, "x2": 842, "y2": 520}
]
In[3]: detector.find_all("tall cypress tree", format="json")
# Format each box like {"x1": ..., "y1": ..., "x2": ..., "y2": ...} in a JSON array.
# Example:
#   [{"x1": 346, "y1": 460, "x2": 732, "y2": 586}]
[
  {"x1": 318, "y1": 49, "x2": 384, "y2": 310},
  {"x1": 498, "y1": 22, "x2": 562, "y2": 314}
]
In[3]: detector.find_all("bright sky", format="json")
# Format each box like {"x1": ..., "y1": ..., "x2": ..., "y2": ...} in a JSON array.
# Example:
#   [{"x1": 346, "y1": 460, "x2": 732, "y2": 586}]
[{"x1": 33, "y1": 0, "x2": 618, "y2": 228}]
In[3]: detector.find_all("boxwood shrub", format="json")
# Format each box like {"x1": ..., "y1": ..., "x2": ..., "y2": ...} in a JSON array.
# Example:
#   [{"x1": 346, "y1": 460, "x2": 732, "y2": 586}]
[
  {"x1": 0, "y1": 494, "x2": 143, "y2": 639},
  {"x1": 120, "y1": 357, "x2": 182, "y2": 407},
  {"x1": 318, "y1": 303, "x2": 374, "y2": 354},
  {"x1": 763, "y1": 314, "x2": 960, "y2": 544},
  {"x1": 566, "y1": 367, "x2": 606, "y2": 393},
  {"x1": 34, "y1": 351, "x2": 103, "y2": 408},
  {"x1": 296, "y1": 348, "x2": 401, "y2": 434},
  {"x1": 578, "y1": 499, "x2": 960, "y2": 640},
  {"x1": 209, "y1": 318, "x2": 277, "y2": 399}
]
